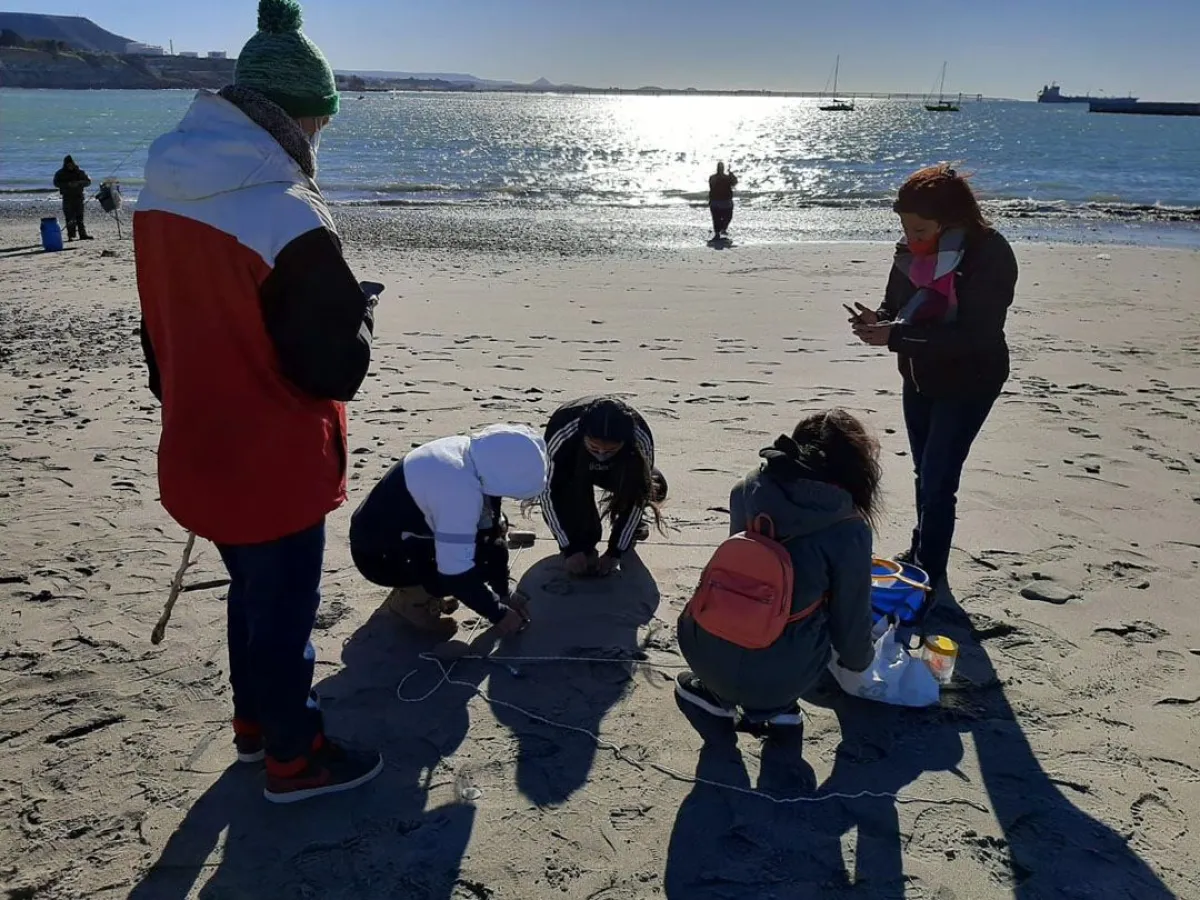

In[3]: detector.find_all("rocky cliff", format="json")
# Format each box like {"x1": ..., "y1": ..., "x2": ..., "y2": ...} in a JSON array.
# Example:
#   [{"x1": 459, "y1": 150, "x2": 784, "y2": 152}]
[
  {"x1": 0, "y1": 12, "x2": 133, "y2": 53},
  {"x1": 0, "y1": 47, "x2": 235, "y2": 89}
]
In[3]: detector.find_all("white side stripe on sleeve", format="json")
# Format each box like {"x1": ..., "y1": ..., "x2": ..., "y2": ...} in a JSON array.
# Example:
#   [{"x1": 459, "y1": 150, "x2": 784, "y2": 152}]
[
  {"x1": 615, "y1": 424, "x2": 655, "y2": 551},
  {"x1": 541, "y1": 418, "x2": 581, "y2": 548}
]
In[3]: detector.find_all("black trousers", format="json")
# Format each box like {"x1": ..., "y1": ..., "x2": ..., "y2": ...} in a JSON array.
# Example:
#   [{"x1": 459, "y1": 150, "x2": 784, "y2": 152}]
[
  {"x1": 62, "y1": 194, "x2": 86, "y2": 238},
  {"x1": 903, "y1": 383, "x2": 998, "y2": 587},
  {"x1": 351, "y1": 528, "x2": 511, "y2": 598},
  {"x1": 710, "y1": 203, "x2": 733, "y2": 235},
  {"x1": 552, "y1": 467, "x2": 668, "y2": 555}
]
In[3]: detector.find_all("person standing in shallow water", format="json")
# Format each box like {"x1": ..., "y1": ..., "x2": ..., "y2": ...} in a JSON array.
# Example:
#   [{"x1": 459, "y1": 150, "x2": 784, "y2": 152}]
[
  {"x1": 134, "y1": 0, "x2": 381, "y2": 804},
  {"x1": 708, "y1": 162, "x2": 738, "y2": 240},
  {"x1": 53, "y1": 155, "x2": 92, "y2": 240},
  {"x1": 849, "y1": 165, "x2": 1018, "y2": 596}
]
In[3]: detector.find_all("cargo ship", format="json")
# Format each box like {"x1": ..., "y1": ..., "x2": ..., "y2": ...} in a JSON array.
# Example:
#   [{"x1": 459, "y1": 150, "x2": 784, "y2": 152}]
[{"x1": 1038, "y1": 83, "x2": 1138, "y2": 104}]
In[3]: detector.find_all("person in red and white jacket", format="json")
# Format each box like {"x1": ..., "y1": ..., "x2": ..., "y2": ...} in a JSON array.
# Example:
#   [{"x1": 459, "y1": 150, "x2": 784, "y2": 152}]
[{"x1": 134, "y1": 0, "x2": 382, "y2": 804}]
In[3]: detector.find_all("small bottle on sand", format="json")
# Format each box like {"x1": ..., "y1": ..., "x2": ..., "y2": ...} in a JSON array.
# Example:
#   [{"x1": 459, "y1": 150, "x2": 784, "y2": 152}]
[{"x1": 922, "y1": 635, "x2": 958, "y2": 684}]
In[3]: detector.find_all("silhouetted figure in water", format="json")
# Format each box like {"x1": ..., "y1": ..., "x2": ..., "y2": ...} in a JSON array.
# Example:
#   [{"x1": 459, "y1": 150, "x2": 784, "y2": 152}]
[{"x1": 708, "y1": 162, "x2": 738, "y2": 239}]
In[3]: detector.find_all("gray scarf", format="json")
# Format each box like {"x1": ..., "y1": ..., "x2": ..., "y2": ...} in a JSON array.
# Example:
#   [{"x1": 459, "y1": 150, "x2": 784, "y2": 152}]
[{"x1": 218, "y1": 84, "x2": 316, "y2": 180}]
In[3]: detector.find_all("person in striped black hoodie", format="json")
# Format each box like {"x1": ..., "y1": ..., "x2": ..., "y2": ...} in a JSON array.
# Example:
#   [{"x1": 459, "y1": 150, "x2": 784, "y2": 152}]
[{"x1": 539, "y1": 396, "x2": 667, "y2": 577}]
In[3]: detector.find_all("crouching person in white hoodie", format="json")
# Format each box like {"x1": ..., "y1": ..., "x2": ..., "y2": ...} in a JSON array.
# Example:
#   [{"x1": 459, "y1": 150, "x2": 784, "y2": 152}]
[{"x1": 350, "y1": 424, "x2": 549, "y2": 639}]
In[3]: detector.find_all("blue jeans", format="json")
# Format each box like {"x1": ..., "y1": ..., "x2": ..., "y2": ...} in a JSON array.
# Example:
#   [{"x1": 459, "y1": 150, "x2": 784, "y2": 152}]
[
  {"x1": 903, "y1": 384, "x2": 997, "y2": 587},
  {"x1": 216, "y1": 520, "x2": 325, "y2": 761}
]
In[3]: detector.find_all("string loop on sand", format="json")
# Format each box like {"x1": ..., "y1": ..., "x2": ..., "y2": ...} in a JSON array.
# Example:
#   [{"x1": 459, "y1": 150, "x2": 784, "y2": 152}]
[{"x1": 395, "y1": 649, "x2": 988, "y2": 812}]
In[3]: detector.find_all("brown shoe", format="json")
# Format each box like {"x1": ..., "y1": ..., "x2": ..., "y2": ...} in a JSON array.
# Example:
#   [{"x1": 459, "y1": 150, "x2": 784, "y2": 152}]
[
  {"x1": 431, "y1": 595, "x2": 460, "y2": 615},
  {"x1": 506, "y1": 529, "x2": 537, "y2": 549},
  {"x1": 385, "y1": 586, "x2": 458, "y2": 639}
]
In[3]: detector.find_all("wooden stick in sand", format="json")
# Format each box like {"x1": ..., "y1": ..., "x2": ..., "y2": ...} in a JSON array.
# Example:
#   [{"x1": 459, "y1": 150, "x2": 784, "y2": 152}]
[{"x1": 151, "y1": 531, "x2": 196, "y2": 645}]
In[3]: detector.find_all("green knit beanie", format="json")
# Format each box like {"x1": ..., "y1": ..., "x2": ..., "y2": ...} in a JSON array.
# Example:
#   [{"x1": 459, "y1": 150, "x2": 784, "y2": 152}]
[{"x1": 235, "y1": 0, "x2": 339, "y2": 118}]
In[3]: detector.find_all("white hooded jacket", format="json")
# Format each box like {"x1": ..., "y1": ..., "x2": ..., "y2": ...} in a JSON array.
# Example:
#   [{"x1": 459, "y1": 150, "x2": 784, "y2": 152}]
[{"x1": 403, "y1": 424, "x2": 549, "y2": 576}]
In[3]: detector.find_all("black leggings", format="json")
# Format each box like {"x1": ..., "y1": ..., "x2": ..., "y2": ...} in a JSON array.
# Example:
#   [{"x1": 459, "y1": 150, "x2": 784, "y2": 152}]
[
  {"x1": 550, "y1": 467, "x2": 668, "y2": 555},
  {"x1": 710, "y1": 204, "x2": 733, "y2": 235},
  {"x1": 352, "y1": 532, "x2": 511, "y2": 598},
  {"x1": 62, "y1": 194, "x2": 86, "y2": 237}
]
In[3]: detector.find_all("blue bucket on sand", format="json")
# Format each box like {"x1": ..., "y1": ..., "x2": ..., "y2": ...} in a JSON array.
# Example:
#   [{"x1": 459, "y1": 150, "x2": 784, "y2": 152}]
[
  {"x1": 871, "y1": 557, "x2": 931, "y2": 626},
  {"x1": 40, "y1": 217, "x2": 63, "y2": 252}
]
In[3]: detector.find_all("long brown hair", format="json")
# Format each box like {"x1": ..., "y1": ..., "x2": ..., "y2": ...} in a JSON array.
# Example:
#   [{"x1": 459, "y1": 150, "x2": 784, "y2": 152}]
[
  {"x1": 790, "y1": 409, "x2": 882, "y2": 529},
  {"x1": 894, "y1": 164, "x2": 989, "y2": 233},
  {"x1": 585, "y1": 446, "x2": 666, "y2": 533}
]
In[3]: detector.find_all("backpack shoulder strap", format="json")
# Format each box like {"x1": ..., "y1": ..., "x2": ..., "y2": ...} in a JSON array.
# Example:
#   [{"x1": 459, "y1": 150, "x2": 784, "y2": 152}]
[{"x1": 746, "y1": 513, "x2": 777, "y2": 540}]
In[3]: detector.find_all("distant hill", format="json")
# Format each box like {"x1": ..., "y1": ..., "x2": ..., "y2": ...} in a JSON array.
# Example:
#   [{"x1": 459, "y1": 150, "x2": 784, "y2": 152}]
[
  {"x1": 340, "y1": 69, "x2": 526, "y2": 89},
  {"x1": 0, "y1": 12, "x2": 133, "y2": 53},
  {"x1": 0, "y1": 46, "x2": 234, "y2": 90},
  {"x1": 338, "y1": 70, "x2": 592, "y2": 92}
]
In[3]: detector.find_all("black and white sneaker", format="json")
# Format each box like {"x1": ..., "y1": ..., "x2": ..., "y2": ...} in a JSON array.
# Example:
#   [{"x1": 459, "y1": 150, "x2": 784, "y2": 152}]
[
  {"x1": 764, "y1": 705, "x2": 804, "y2": 728},
  {"x1": 675, "y1": 672, "x2": 736, "y2": 719},
  {"x1": 739, "y1": 704, "x2": 804, "y2": 738}
]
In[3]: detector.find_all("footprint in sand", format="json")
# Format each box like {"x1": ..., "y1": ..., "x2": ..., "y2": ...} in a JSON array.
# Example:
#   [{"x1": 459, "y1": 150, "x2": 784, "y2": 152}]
[
  {"x1": 1131, "y1": 791, "x2": 1190, "y2": 844},
  {"x1": 1093, "y1": 620, "x2": 1168, "y2": 644}
]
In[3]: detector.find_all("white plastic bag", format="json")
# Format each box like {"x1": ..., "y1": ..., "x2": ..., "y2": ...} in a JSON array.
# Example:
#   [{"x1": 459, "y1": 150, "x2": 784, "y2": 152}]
[{"x1": 829, "y1": 622, "x2": 940, "y2": 708}]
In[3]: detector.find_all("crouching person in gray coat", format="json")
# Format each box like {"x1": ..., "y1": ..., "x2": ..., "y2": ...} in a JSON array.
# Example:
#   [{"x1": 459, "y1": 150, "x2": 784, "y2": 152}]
[{"x1": 676, "y1": 409, "x2": 880, "y2": 735}]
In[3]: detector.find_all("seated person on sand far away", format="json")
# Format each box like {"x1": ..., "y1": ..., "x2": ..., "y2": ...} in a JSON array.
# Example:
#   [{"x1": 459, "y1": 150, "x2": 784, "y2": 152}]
[
  {"x1": 349, "y1": 424, "x2": 549, "y2": 639},
  {"x1": 538, "y1": 395, "x2": 668, "y2": 578},
  {"x1": 675, "y1": 410, "x2": 878, "y2": 734}
]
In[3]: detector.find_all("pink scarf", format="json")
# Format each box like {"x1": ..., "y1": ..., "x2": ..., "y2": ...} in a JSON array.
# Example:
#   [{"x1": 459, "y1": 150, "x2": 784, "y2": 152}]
[{"x1": 894, "y1": 228, "x2": 966, "y2": 325}]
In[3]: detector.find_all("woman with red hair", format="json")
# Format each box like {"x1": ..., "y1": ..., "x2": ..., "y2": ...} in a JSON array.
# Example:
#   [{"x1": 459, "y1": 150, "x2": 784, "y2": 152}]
[{"x1": 849, "y1": 165, "x2": 1018, "y2": 596}]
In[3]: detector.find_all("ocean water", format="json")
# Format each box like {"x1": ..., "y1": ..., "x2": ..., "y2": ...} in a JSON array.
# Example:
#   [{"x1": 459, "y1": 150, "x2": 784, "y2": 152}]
[{"x1": 3, "y1": 88, "x2": 1198, "y2": 244}]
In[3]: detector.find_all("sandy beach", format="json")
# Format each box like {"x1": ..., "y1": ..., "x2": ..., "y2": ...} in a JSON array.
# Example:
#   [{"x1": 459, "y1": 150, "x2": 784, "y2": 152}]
[{"x1": 2, "y1": 217, "x2": 1198, "y2": 899}]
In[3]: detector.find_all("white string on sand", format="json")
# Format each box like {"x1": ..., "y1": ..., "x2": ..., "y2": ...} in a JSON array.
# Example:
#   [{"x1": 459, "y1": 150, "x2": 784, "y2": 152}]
[{"x1": 394, "y1": 647, "x2": 988, "y2": 813}]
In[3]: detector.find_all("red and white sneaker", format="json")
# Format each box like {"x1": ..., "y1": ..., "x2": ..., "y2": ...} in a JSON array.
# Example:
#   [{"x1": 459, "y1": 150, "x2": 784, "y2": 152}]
[
  {"x1": 233, "y1": 718, "x2": 265, "y2": 764},
  {"x1": 264, "y1": 735, "x2": 383, "y2": 804}
]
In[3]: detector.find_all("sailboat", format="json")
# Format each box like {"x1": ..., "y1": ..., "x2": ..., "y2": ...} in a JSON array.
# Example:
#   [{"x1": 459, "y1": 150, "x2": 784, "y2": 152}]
[
  {"x1": 819, "y1": 56, "x2": 855, "y2": 112},
  {"x1": 925, "y1": 62, "x2": 961, "y2": 112}
]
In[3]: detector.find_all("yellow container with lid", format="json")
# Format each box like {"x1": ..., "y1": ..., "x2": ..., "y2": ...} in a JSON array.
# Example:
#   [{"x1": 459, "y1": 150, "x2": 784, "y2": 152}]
[{"x1": 922, "y1": 635, "x2": 958, "y2": 685}]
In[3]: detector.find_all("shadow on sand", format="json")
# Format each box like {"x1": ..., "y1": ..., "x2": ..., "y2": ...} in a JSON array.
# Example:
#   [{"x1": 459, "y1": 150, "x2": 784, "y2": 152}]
[
  {"x1": 486, "y1": 551, "x2": 660, "y2": 806},
  {"x1": 126, "y1": 598, "x2": 494, "y2": 900},
  {"x1": 665, "y1": 590, "x2": 1177, "y2": 898}
]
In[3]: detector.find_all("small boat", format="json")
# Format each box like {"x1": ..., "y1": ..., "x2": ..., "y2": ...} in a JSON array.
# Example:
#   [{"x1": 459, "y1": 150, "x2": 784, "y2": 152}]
[
  {"x1": 925, "y1": 62, "x2": 960, "y2": 112},
  {"x1": 819, "y1": 55, "x2": 855, "y2": 112}
]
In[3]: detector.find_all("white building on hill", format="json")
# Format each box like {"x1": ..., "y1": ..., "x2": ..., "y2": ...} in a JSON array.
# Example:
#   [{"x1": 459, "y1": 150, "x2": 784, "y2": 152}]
[{"x1": 125, "y1": 42, "x2": 165, "y2": 56}]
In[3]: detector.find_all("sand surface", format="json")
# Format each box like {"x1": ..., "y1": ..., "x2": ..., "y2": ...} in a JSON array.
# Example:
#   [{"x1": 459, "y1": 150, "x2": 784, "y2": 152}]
[{"x1": 2, "y1": 222, "x2": 1199, "y2": 899}]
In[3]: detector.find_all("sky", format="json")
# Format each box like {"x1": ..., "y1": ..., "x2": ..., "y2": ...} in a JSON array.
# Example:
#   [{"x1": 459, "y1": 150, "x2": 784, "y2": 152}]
[{"x1": 11, "y1": 0, "x2": 1200, "y2": 99}]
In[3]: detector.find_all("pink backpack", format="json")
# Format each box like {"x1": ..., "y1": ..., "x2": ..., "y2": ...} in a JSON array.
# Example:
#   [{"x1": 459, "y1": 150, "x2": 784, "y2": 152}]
[{"x1": 683, "y1": 514, "x2": 825, "y2": 650}]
